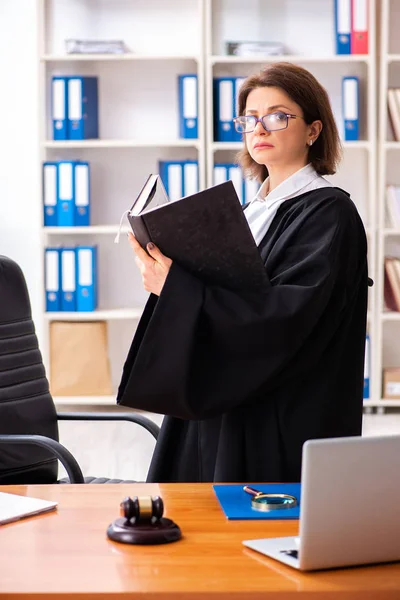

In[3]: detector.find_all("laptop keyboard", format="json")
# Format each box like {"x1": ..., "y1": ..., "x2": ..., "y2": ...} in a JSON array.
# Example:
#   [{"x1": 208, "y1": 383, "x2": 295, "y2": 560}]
[{"x1": 280, "y1": 549, "x2": 299, "y2": 559}]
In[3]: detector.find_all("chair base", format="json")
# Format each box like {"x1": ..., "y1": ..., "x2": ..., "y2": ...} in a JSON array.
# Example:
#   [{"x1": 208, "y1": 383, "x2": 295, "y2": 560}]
[
  {"x1": 106, "y1": 516, "x2": 182, "y2": 545},
  {"x1": 58, "y1": 476, "x2": 137, "y2": 484}
]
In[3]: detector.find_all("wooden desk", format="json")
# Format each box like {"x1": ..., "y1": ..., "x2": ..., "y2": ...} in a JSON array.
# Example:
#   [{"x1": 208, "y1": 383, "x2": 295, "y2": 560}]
[{"x1": 1, "y1": 484, "x2": 400, "y2": 600}]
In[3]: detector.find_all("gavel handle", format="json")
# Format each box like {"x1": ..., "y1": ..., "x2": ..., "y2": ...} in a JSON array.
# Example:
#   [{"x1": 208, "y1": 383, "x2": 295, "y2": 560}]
[{"x1": 243, "y1": 485, "x2": 262, "y2": 497}]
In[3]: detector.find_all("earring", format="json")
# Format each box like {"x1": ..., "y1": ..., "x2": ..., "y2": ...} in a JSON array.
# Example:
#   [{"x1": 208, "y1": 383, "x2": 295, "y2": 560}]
[{"x1": 309, "y1": 140, "x2": 313, "y2": 146}]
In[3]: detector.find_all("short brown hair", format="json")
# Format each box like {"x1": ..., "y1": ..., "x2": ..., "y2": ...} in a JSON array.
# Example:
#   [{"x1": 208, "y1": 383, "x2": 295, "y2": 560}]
[{"x1": 236, "y1": 62, "x2": 342, "y2": 183}]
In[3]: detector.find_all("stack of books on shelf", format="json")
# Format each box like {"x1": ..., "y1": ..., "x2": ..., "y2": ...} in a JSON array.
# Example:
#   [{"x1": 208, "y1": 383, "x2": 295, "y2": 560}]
[
  {"x1": 51, "y1": 74, "x2": 198, "y2": 141},
  {"x1": 43, "y1": 160, "x2": 90, "y2": 226},
  {"x1": 385, "y1": 185, "x2": 400, "y2": 228},
  {"x1": 159, "y1": 160, "x2": 199, "y2": 201},
  {"x1": 364, "y1": 333, "x2": 370, "y2": 400},
  {"x1": 65, "y1": 39, "x2": 127, "y2": 55},
  {"x1": 52, "y1": 76, "x2": 99, "y2": 140},
  {"x1": 178, "y1": 75, "x2": 198, "y2": 139},
  {"x1": 387, "y1": 89, "x2": 400, "y2": 141},
  {"x1": 213, "y1": 77, "x2": 246, "y2": 142},
  {"x1": 213, "y1": 164, "x2": 259, "y2": 206},
  {"x1": 225, "y1": 41, "x2": 284, "y2": 57},
  {"x1": 342, "y1": 76, "x2": 360, "y2": 141},
  {"x1": 384, "y1": 257, "x2": 400, "y2": 312},
  {"x1": 45, "y1": 246, "x2": 97, "y2": 313},
  {"x1": 334, "y1": 0, "x2": 368, "y2": 55}
]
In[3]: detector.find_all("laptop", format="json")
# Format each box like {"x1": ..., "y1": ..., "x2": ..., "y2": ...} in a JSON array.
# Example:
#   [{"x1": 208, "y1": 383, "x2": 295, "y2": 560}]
[
  {"x1": 0, "y1": 492, "x2": 57, "y2": 525},
  {"x1": 243, "y1": 435, "x2": 400, "y2": 571}
]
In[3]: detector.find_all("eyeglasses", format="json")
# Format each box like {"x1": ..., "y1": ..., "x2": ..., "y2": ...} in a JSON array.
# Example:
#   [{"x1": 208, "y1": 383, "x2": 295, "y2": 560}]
[{"x1": 233, "y1": 111, "x2": 305, "y2": 134}]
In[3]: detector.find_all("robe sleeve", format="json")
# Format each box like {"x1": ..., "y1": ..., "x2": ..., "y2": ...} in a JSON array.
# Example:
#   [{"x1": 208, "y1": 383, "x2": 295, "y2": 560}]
[{"x1": 117, "y1": 194, "x2": 367, "y2": 419}]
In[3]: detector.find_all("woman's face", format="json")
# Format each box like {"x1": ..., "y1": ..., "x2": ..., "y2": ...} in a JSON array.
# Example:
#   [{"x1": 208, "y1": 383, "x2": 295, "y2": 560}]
[{"x1": 244, "y1": 86, "x2": 317, "y2": 170}]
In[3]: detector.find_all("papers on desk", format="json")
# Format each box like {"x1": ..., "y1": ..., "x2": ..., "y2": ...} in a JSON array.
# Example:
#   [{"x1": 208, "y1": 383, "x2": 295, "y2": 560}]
[
  {"x1": 213, "y1": 484, "x2": 301, "y2": 520},
  {"x1": 0, "y1": 492, "x2": 57, "y2": 525}
]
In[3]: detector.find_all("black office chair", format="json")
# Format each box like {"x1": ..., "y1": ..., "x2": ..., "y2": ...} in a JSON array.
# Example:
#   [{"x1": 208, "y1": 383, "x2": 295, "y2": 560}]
[{"x1": 0, "y1": 255, "x2": 159, "y2": 484}]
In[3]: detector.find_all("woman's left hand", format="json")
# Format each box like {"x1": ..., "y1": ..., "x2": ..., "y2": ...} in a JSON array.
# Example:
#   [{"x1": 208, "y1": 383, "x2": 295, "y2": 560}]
[{"x1": 128, "y1": 232, "x2": 172, "y2": 296}]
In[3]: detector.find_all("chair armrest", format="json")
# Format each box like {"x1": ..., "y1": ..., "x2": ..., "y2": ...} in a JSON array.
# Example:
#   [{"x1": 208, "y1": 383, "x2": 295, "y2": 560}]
[
  {"x1": 57, "y1": 412, "x2": 160, "y2": 441},
  {"x1": 0, "y1": 434, "x2": 84, "y2": 484}
]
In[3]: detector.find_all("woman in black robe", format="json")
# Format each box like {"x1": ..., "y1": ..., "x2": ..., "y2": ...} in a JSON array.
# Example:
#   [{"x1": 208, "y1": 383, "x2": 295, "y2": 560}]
[{"x1": 117, "y1": 62, "x2": 369, "y2": 483}]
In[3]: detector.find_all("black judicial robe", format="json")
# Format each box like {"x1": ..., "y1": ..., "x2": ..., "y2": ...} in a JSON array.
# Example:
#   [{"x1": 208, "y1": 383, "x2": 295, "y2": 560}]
[{"x1": 117, "y1": 187, "x2": 369, "y2": 483}]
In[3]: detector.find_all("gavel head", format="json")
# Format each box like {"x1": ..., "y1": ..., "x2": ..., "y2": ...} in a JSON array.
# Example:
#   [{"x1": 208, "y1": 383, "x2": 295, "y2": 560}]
[{"x1": 120, "y1": 495, "x2": 164, "y2": 524}]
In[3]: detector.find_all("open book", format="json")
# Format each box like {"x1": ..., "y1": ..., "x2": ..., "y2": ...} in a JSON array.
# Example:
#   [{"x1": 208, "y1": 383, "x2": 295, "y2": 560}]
[{"x1": 127, "y1": 174, "x2": 268, "y2": 292}]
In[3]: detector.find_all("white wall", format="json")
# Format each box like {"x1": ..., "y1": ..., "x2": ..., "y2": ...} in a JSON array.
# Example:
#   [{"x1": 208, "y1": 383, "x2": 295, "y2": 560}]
[{"x1": 0, "y1": 0, "x2": 43, "y2": 343}]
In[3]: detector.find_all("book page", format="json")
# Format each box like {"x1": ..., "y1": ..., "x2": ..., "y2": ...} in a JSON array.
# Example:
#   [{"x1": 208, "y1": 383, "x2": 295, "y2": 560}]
[
  {"x1": 131, "y1": 175, "x2": 170, "y2": 216},
  {"x1": 140, "y1": 176, "x2": 171, "y2": 214}
]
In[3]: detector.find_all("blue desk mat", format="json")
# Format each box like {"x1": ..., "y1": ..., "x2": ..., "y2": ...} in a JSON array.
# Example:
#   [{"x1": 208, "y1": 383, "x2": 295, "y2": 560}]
[{"x1": 213, "y1": 483, "x2": 301, "y2": 520}]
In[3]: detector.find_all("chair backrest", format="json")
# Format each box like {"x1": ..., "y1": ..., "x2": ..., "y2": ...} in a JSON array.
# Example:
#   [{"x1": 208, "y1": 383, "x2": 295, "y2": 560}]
[{"x1": 0, "y1": 255, "x2": 59, "y2": 484}]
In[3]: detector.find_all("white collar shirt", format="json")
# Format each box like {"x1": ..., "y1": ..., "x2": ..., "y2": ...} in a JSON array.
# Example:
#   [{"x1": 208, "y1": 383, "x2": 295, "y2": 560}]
[{"x1": 244, "y1": 163, "x2": 333, "y2": 246}]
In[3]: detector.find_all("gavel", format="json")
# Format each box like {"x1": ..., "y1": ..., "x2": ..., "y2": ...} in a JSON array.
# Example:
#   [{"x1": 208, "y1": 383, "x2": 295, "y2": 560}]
[
  {"x1": 120, "y1": 495, "x2": 164, "y2": 524},
  {"x1": 107, "y1": 494, "x2": 182, "y2": 545}
]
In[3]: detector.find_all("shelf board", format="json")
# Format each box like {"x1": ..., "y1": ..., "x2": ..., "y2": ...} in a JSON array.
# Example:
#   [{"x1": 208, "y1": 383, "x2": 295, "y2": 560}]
[
  {"x1": 41, "y1": 53, "x2": 199, "y2": 62},
  {"x1": 341, "y1": 140, "x2": 372, "y2": 150},
  {"x1": 381, "y1": 312, "x2": 400, "y2": 321},
  {"x1": 383, "y1": 228, "x2": 400, "y2": 236},
  {"x1": 364, "y1": 399, "x2": 400, "y2": 407},
  {"x1": 386, "y1": 54, "x2": 400, "y2": 63},
  {"x1": 209, "y1": 54, "x2": 370, "y2": 65},
  {"x1": 44, "y1": 308, "x2": 143, "y2": 321},
  {"x1": 211, "y1": 141, "x2": 371, "y2": 151},
  {"x1": 212, "y1": 142, "x2": 242, "y2": 151},
  {"x1": 44, "y1": 225, "x2": 129, "y2": 235},
  {"x1": 43, "y1": 139, "x2": 199, "y2": 149},
  {"x1": 384, "y1": 142, "x2": 400, "y2": 150},
  {"x1": 54, "y1": 395, "x2": 116, "y2": 406}
]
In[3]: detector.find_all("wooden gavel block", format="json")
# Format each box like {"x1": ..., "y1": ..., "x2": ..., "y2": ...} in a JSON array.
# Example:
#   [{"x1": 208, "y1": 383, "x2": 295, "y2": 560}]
[{"x1": 106, "y1": 495, "x2": 182, "y2": 545}]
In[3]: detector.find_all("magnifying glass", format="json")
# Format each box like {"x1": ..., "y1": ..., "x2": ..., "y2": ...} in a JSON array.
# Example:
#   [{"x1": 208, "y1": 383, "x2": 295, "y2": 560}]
[{"x1": 243, "y1": 486, "x2": 298, "y2": 512}]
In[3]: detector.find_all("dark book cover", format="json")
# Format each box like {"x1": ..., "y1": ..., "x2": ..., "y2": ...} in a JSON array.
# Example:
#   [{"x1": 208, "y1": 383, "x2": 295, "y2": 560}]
[{"x1": 127, "y1": 178, "x2": 268, "y2": 292}]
